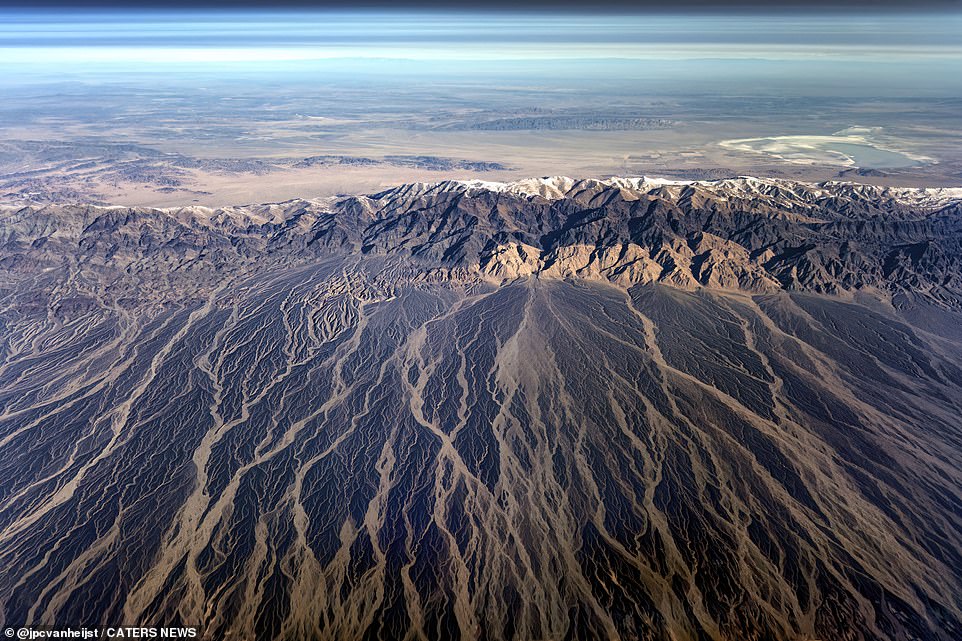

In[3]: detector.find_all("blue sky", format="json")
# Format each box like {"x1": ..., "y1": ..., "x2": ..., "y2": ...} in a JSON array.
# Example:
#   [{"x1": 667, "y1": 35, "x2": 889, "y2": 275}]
[
  {"x1": 1, "y1": 10, "x2": 960, "y2": 98},
  {"x1": 2, "y1": 10, "x2": 960, "y2": 58}
]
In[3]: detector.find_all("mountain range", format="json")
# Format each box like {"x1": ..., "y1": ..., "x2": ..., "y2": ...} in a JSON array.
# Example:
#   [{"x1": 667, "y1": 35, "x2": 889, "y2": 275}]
[{"x1": 1, "y1": 176, "x2": 961, "y2": 641}]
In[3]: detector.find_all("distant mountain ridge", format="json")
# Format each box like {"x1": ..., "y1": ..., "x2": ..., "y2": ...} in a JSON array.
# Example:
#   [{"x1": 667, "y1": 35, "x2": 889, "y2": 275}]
[{"x1": 3, "y1": 176, "x2": 962, "y2": 309}]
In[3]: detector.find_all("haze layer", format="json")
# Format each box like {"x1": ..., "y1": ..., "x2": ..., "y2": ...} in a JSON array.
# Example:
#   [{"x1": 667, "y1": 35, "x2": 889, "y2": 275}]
[{"x1": 1, "y1": 10, "x2": 961, "y2": 205}]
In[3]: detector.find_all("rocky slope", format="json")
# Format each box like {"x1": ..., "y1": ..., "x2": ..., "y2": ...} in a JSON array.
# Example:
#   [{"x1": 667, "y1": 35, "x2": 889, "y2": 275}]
[
  {"x1": 3, "y1": 176, "x2": 961, "y2": 308},
  {"x1": 1, "y1": 177, "x2": 961, "y2": 641}
]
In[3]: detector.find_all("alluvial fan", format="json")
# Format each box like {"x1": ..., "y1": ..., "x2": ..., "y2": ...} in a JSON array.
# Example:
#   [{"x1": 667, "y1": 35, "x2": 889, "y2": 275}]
[{"x1": 1, "y1": 177, "x2": 962, "y2": 641}]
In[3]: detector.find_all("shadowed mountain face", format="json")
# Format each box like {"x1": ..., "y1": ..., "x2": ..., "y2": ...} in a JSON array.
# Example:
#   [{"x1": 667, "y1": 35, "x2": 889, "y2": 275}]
[{"x1": 1, "y1": 177, "x2": 961, "y2": 641}]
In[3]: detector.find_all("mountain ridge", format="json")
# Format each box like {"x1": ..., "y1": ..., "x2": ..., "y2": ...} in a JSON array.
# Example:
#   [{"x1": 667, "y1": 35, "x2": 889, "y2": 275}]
[{"x1": 3, "y1": 175, "x2": 961, "y2": 310}]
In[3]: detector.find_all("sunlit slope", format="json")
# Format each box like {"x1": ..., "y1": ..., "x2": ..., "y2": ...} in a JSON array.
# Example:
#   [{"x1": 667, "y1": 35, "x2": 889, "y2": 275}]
[{"x1": 1, "y1": 177, "x2": 961, "y2": 640}]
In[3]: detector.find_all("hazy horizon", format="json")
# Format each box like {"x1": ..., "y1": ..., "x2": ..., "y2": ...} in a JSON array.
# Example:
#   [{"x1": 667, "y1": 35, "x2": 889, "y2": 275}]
[{"x1": 1, "y1": 7, "x2": 961, "y2": 204}]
